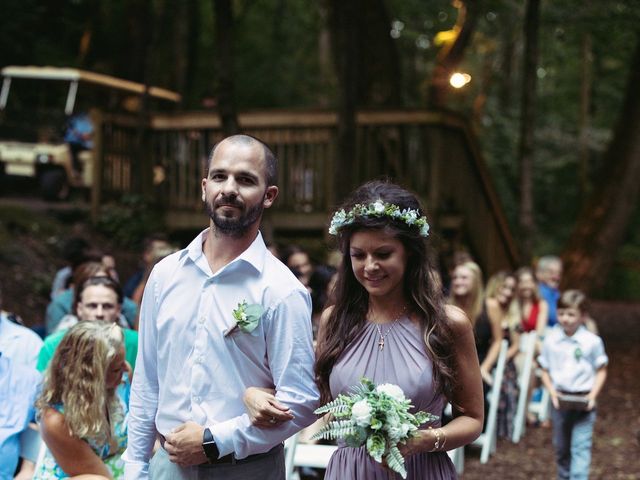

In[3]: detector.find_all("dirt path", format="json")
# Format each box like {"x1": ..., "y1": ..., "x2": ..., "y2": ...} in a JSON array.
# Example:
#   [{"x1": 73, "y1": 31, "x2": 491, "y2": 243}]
[{"x1": 461, "y1": 301, "x2": 640, "y2": 480}]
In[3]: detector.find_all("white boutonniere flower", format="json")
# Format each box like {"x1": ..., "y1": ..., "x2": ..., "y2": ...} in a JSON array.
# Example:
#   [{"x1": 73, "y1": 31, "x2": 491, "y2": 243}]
[{"x1": 227, "y1": 300, "x2": 264, "y2": 335}]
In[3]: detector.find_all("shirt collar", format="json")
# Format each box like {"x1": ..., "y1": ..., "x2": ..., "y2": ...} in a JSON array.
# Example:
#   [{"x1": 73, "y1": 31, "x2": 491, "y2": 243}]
[
  {"x1": 183, "y1": 228, "x2": 266, "y2": 275},
  {"x1": 0, "y1": 312, "x2": 17, "y2": 338},
  {"x1": 558, "y1": 324, "x2": 587, "y2": 343}
]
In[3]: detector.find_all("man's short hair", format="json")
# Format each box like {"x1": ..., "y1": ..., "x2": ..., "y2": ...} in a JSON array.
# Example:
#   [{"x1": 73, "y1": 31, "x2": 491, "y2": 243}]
[
  {"x1": 537, "y1": 255, "x2": 562, "y2": 274},
  {"x1": 205, "y1": 134, "x2": 278, "y2": 187}
]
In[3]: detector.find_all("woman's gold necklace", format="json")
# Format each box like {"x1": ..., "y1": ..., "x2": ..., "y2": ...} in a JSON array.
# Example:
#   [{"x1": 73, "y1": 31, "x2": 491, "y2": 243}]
[{"x1": 371, "y1": 306, "x2": 407, "y2": 351}]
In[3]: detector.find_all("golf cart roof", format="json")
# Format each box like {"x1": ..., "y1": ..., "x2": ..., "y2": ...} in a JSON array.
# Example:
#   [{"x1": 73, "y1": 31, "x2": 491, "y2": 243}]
[{"x1": 1, "y1": 66, "x2": 181, "y2": 114}]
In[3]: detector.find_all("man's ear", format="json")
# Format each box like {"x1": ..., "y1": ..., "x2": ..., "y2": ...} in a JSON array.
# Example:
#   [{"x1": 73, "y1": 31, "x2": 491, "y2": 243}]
[
  {"x1": 263, "y1": 186, "x2": 279, "y2": 208},
  {"x1": 201, "y1": 178, "x2": 207, "y2": 202}
]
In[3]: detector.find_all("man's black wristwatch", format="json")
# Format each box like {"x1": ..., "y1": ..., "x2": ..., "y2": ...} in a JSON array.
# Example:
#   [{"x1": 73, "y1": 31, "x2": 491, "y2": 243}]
[{"x1": 202, "y1": 427, "x2": 219, "y2": 463}]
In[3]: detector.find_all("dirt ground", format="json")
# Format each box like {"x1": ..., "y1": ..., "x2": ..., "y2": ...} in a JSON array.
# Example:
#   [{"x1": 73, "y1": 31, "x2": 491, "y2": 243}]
[{"x1": 1, "y1": 200, "x2": 638, "y2": 479}]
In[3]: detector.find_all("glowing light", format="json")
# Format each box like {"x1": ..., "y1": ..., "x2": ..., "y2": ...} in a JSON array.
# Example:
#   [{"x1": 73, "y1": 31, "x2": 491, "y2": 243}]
[{"x1": 449, "y1": 72, "x2": 471, "y2": 88}]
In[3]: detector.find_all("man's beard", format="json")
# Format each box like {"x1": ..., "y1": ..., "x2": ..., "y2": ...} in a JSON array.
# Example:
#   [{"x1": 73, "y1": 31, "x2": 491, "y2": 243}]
[{"x1": 205, "y1": 194, "x2": 265, "y2": 237}]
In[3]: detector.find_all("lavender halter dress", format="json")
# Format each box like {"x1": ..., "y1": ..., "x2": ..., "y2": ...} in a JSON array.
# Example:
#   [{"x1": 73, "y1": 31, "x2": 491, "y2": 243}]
[{"x1": 325, "y1": 316, "x2": 457, "y2": 479}]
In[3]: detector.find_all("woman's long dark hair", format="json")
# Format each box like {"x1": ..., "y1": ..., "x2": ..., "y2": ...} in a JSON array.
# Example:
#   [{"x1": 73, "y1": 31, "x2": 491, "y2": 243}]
[{"x1": 315, "y1": 180, "x2": 456, "y2": 404}]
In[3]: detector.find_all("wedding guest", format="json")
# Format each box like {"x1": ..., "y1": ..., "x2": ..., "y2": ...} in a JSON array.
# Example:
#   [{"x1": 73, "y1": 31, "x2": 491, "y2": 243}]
[
  {"x1": 245, "y1": 181, "x2": 483, "y2": 479},
  {"x1": 536, "y1": 255, "x2": 562, "y2": 328},
  {"x1": 34, "y1": 322, "x2": 129, "y2": 478},
  {"x1": 282, "y1": 244, "x2": 314, "y2": 288},
  {"x1": 538, "y1": 290, "x2": 608, "y2": 480},
  {"x1": 516, "y1": 267, "x2": 549, "y2": 340},
  {"x1": 123, "y1": 134, "x2": 318, "y2": 479},
  {"x1": 482, "y1": 271, "x2": 520, "y2": 439},
  {"x1": 515, "y1": 267, "x2": 549, "y2": 425},
  {"x1": 0, "y1": 285, "x2": 43, "y2": 369},
  {"x1": 46, "y1": 260, "x2": 138, "y2": 333},
  {"x1": 0, "y1": 352, "x2": 41, "y2": 480},
  {"x1": 37, "y1": 276, "x2": 138, "y2": 373}
]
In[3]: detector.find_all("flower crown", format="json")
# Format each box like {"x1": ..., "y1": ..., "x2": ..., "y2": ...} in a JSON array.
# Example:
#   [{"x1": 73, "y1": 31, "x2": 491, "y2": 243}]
[{"x1": 329, "y1": 200, "x2": 430, "y2": 237}]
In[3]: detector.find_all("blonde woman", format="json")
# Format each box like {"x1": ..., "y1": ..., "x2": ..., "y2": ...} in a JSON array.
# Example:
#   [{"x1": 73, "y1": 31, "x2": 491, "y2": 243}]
[
  {"x1": 449, "y1": 261, "x2": 487, "y2": 368},
  {"x1": 515, "y1": 267, "x2": 549, "y2": 425},
  {"x1": 483, "y1": 271, "x2": 520, "y2": 439},
  {"x1": 35, "y1": 322, "x2": 129, "y2": 479}
]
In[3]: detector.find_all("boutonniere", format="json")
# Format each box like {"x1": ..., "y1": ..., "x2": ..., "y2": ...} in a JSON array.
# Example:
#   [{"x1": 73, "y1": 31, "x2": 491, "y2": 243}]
[
  {"x1": 226, "y1": 300, "x2": 264, "y2": 336},
  {"x1": 574, "y1": 347, "x2": 583, "y2": 361}
]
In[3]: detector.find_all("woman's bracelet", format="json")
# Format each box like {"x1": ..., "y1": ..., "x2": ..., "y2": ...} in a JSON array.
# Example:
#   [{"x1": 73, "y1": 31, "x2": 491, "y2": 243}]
[{"x1": 428, "y1": 427, "x2": 445, "y2": 452}]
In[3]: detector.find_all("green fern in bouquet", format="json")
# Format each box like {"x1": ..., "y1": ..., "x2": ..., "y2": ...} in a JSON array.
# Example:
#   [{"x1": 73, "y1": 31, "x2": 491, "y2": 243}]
[{"x1": 312, "y1": 378, "x2": 438, "y2": 478}]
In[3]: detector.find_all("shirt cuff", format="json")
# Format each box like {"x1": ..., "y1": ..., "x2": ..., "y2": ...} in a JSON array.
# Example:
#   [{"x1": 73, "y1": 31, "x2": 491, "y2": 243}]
[
  {"x1": 209, "y1": 419, "x2": 239, "y2": 458},
  {"x1": 123, "y1": 450, "x2": 150, "y2": 479}
]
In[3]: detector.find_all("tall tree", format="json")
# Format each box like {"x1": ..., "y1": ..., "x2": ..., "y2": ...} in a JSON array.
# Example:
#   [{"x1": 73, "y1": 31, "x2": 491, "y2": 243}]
[
  {"x1": 326, "y1": 0, "x2": 401, "y2": 201},
  {"x1": 214, "y1": 0, "x2": 240, "y2": 135},
  {"x1": 562, "y1": 35, "x2": 640, "y2": 294},
  {"x1": 517, "y1": 0, "x2": 540, "y2": 261}
]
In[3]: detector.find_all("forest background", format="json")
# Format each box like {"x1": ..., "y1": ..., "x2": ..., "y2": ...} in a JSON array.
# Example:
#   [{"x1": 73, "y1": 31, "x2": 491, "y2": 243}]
[{"x1": 1, "y1": 0, "x2": 639, "y2": 300}]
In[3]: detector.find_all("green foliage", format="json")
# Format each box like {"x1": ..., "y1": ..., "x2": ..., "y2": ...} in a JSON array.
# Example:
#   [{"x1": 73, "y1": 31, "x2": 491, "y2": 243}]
[{"x1": 95, "y1": 194, "x2": 164, "y2": 249}]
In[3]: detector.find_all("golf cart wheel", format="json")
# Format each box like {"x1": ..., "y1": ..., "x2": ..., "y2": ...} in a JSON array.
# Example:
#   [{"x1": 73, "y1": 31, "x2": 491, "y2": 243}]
[{"x1": 40, "y1": 170, "x2": 70, "y2": 201}]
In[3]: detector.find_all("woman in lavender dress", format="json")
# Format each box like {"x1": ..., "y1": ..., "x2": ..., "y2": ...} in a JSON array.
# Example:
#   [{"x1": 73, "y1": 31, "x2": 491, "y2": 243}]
[{"x1": 245, "y1": 181, "x2": 484, "y2": 479}]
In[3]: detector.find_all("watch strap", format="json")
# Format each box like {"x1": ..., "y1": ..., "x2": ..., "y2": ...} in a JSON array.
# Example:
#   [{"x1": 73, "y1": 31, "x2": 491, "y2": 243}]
[{"x1": 202, "y1": 427, "x2": 219, "y2": 462}]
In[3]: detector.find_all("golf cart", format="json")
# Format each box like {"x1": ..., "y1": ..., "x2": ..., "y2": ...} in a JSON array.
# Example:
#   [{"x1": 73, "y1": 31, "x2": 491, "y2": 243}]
[{"x1": 0, "y1": 66, "x2": 180, "y2": 200}]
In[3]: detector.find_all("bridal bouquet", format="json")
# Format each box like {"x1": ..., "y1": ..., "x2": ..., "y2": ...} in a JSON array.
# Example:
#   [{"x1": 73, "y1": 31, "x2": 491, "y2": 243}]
[{"x1": 311, "y1": 378, "x2": 437, "y2": 478}]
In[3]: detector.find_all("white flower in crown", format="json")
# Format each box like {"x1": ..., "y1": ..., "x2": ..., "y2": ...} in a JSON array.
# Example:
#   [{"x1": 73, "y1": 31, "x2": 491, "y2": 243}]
[
  {"x1": 372, "y1": 201, "x2": 385, "y2": 213},
  {"x1": 403, "y1": 209, "x2": 418, "y2": 225}
]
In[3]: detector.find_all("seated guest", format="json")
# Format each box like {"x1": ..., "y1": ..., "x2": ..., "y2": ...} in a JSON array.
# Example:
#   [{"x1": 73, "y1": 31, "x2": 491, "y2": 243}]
[
  {"x1": 536, "y1": 255, "x2": 562, "y2": 329},
  {"x1": 50, "y1": 237, "x2": 90, "y2": 300},
  {"x1": 34, "y1": 322, "x2": 129, "y2": 479},
  {"x1": 122, "y1": 234, "x2": 171, "y2": 299},
  {"x1": 46, "y1": 260, "x2": 138, "y2": 333},
  {"x1": 0, "y1": 352, "x2": 41, "y2": 480},
  {"x1": 37, "y1": 276, "x2": 138, "y2": 373},
  {"x1": 0, "y1": 284, "x2": 44, "y2": 369},
  {"x1": 282, "y1": 244, "x2": 314, "y2": 288}
]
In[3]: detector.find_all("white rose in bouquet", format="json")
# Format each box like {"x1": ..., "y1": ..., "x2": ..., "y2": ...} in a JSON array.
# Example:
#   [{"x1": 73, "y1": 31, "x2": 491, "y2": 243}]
[
  {"x1": 376, "y1": 383, "x2": 405, "y2": 402},
  {"x1": 351, "y1": 399, "x2": 372, "y2": 427}
]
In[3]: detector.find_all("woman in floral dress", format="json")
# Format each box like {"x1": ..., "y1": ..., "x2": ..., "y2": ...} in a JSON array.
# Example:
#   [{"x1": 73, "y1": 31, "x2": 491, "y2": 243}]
[{"x1": 34, "y1": 322, "x2": 129, "y2": 479}]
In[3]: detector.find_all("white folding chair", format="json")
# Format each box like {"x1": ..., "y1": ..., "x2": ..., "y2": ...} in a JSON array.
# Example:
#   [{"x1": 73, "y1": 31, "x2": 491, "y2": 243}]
[
  {"x1": 512, "y1": 331, "x2": 537, "y2": 443},
  {"x1": 442, "y1": 403, "x2": 465, "y2": 475},
  {"x1": 447, "y1": 444, "x2": 465, "y2": 475},
  {"x1": 293, "y1": 443, "x2": 338, "y2": 470},
  {"x1": 284, "y1": 433, "x2": 300, "y2": 480},
  {"x1": 470, "y1": 339, "x2": 508, "y2": 463}
]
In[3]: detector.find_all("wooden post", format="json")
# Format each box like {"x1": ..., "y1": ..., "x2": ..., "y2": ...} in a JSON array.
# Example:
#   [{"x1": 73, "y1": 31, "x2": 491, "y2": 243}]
[{"x1": 90, "y1": 109, "x2": 103, "y2": 224}]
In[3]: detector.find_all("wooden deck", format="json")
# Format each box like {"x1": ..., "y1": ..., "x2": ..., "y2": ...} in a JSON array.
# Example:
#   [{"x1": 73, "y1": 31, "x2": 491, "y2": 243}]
[{"x1": 94, "y1": 109, "x2": 519, "y2": 272}]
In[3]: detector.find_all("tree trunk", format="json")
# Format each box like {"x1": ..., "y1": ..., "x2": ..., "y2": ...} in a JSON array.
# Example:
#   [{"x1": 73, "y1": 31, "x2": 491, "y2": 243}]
[
  {"x1": 562, "y1": 37, "x2": 640, "y2": 294},
  {"x1": 578, "y1": 26, "x2": 593, "y2": 199},
  {"x1": 427, "y1": 0, "x2": 481, "y2": 110},
  {"x1": 327, "y1": 0, "x2": 358, "y2": 203},
  {"x1": 326, "y1": 0, "x2": 402, "y2": 202},
  {"x1": 214, "y1": 0, "x2": 240, "y2": 136},
  {"x1": 517, "y1": 0, "x2": 540, "y2": 262}
]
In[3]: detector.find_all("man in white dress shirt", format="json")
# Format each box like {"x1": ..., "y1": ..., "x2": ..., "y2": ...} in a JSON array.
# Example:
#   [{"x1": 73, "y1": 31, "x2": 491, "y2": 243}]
[{"x1": 124, "y1": 135, "x2": 320, "y2": 479}]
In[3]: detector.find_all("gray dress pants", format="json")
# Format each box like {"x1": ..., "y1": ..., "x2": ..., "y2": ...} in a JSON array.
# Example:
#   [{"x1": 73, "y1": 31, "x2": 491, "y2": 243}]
[{"x1": 149, "y1": 444, "x2": 285, "y2": 480}]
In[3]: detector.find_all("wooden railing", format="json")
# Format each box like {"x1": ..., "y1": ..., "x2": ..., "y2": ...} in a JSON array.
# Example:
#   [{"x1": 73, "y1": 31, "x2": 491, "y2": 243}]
[{"x1": 95, "y1": 109, "x2": 520, "y2": 271}]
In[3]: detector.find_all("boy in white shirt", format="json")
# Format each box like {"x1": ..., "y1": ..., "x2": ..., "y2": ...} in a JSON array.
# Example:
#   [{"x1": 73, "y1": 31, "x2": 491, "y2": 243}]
[{"x1": 538, "y1": 290, "x2": 608, "y2": 480}]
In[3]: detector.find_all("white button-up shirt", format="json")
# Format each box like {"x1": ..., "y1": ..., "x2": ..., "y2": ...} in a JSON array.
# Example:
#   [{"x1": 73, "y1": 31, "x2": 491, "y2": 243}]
[
  {"x1": 124, "y1": 230, "x2": 319, "y2": 478},
  {"x1": 538, "y1": 324, "x2": 608, "y2": 393},
  {"x1": 0, "y1": 313, "x2": 43, "y2": 369}
]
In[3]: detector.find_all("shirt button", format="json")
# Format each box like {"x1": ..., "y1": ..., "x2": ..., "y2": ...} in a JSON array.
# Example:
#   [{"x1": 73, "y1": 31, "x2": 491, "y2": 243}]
[
  {"x1": 199, "y1": 316, "x2": 205, "y2": 324},
  {"x1": 194, "y1": 396, "x2": 201, "y2": 403}
]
